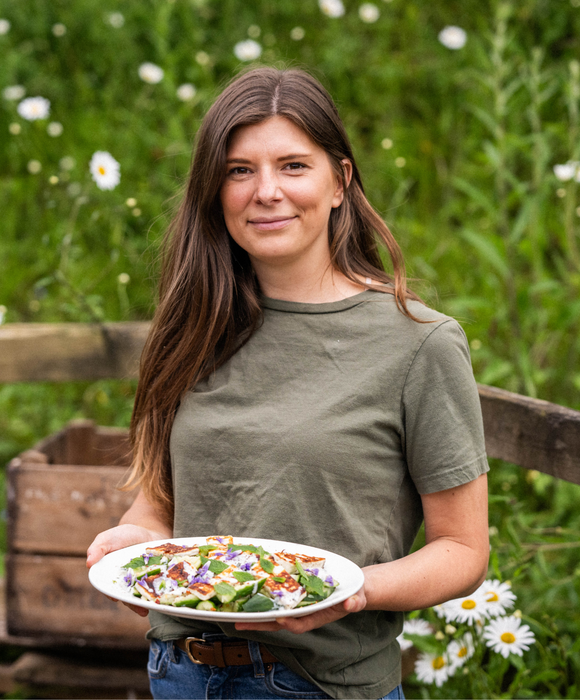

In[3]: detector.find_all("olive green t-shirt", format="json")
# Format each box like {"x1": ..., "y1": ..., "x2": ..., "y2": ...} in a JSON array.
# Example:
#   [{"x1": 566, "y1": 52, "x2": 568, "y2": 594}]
[{"x1": 147, "y1": 290, "x2": 489, "y2": 699}]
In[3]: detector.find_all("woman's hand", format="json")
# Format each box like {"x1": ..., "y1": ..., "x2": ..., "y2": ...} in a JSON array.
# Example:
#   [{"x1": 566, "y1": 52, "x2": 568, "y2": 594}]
[
  {"x1": 234, "y1": 587, "x2": 367, "y2": 634},
  {"x1": 86, "y1": 490, "x2": 173, "y2": 617}
]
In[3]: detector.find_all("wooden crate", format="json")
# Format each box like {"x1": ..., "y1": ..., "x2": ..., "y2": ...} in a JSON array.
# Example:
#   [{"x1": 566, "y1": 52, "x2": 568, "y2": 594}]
[{"x1": 6, "y1": 420, "x2": 150, "y2": 648}]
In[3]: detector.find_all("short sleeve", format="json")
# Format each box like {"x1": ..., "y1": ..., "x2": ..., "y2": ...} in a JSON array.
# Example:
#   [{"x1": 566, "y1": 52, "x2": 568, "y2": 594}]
[{"x1": 401, "y1": 319, "x2": 489, "y2": 494}]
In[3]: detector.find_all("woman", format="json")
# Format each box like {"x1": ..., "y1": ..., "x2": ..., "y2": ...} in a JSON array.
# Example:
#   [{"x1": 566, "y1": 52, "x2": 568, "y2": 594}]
[{"x1": 87, "y1": 67, "x2": 489, "y2": 700}]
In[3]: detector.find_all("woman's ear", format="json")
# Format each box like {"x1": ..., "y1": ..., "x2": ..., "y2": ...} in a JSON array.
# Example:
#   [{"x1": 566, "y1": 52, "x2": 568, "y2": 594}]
[
  {"x1": 341, "y1": 158, "x2": 353, "y2": 188},
  {"x1": 332, "y1": 159, "x2": 353, "y2": 208}
]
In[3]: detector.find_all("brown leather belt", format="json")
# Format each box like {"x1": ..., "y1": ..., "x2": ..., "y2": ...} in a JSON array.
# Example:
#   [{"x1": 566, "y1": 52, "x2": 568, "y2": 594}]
[{"x1": 175, "y1": 637, "x2": 278, "y2": 667}]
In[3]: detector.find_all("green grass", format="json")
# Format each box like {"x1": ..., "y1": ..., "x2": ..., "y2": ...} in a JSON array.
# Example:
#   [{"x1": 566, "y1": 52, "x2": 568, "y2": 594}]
[{"x1": 1, "y1": 1, "x2": 580, "y2": 695}]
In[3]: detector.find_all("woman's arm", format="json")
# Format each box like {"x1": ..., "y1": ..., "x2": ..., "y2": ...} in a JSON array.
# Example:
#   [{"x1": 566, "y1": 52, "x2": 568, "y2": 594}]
[
  {"x1": 235, "y1": 474, "x2": 489, "y2": 633},
  {"x1": 86, "y1": 489, "x2": 173, "y2": 568},
  {"x1": 86, "y1": 490, "x2": 173, "y2": 617}
]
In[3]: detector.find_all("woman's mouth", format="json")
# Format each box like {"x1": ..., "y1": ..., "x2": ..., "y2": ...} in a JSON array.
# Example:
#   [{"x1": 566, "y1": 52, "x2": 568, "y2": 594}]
[{"x1": 248, "y1": 216, "x2": 296, "y2": 231}]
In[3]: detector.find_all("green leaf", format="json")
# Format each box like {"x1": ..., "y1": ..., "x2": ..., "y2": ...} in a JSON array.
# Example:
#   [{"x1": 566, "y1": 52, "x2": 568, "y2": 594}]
[
  {"x1": 208, "y1": 560, "x2": 229, "y2": 575},
  {"x1": 233, "y1": 571, "x2": 255, "y2": 583},
  {"x1": 461, "y1": 229, "x2": 510, "y2": 280},
  {"x1": 241, "y1": 594, "x2": 274, "y2": 612},
  {"x1": 272, "y1": 576, "x2": 286, "y2": 583},
  {"x1": 213, "y1": 581, "x2": 237, "y2": 602},
  {"x1": 124, "y1": 556, "x2": 146, "y2": 570},
  {"x1": 259, "y1": 556, "x2": 274, "y2": 574},
  {"x1": 304, "y1": 574, "x2": 324, "y2": 597}
]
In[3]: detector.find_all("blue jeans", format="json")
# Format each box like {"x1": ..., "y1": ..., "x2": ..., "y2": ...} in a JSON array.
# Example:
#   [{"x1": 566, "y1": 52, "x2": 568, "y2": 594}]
[{"x1": 148, "y1": 636, "x2": 405, "y2": 699}]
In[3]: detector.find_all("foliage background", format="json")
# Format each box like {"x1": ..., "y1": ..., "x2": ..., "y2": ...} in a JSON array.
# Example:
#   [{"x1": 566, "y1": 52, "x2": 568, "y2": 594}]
[{"x1": 1, "y1": 0, "x2": 580, "y2": 696}]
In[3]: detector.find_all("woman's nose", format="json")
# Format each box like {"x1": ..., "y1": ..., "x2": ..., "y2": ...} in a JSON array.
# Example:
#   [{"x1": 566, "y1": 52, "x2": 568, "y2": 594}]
[{"x1": 254, "y1": 171, "x2": 282, "y2": 204}]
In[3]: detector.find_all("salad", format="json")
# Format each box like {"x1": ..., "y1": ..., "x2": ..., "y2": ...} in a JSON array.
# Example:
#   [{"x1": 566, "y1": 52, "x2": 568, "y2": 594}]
[{"x1": 118, "y1": 535, "x2": 339, "y2": 613}]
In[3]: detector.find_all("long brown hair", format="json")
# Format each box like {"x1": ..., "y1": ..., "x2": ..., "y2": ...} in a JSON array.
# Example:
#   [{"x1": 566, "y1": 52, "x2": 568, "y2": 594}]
[{"x1": 125, "y1": 67, "x2": 425, "y2": 521}]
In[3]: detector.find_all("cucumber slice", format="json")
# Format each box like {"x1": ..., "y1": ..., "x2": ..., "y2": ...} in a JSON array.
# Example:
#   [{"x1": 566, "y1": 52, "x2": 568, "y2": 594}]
[
  {"x1": 173, "y1": 595, "x2": 202, "y2": 608},
  {"x1": 196, "y1": 600, "x2": 217, "y2": 611}
]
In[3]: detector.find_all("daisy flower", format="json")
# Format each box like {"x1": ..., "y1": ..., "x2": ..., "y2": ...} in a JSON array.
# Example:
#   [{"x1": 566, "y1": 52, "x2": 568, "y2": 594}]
[
  {"x1": 438, "y1": 26, "x2": 467, "y2": 50},
  {"x1": 89, "y1": 151, "x2": 120, "y2": 190},
  {"x1": 441, "y1": 588, "x2": 489, "y2": 624},
  {"x1": 290, "y1": 26, "x2": 305, "y2": 40},
  {"x1": 359, "y1": 3, "x2": 380, "y2": 22},
  {"x1": 233, "y1": 39, "x2": 262, "y2": 61},
  {"x1": 479, "y1": 579, "x2": 516, "y2": 616},
  {"x1": 447, "y1": 633, "x2": 475, "y2": 670},
  {"x1": 107, "y1": 12, "x2": 125, "y2": 28},
  {"x1": 176, "y1": 83, "x2": 196, "y2": 101},
  {"x1": 483, "y1": 615, "x2": 535, "y2": 658},
  {"x1": 17, "y1": 96, "x2": 50, "y2": 121},
  {"x1": 553, "y1": 162, "x2": 578, "y2": 182},
  {"x1": 319, "y1": 0, "x2": 345, "y2": 18},
  {"x1": 397, "y1": 618, "x2": 432, "y2": 651},
  {"x1": 3, "y1": 85, "x2": 25, "y2": 101},
  {"x1": 47, "y1": 121, "x2": 63, "y2": 137},
  {"x1": 0, "y1": 19, "x2": 10, "y2": 35},
  {"x1": 138, "y1": 62, "x2": 164, "y2": 84},
  {"x1": 415, "y1": 651, "x2": 454, "y2": 687}
]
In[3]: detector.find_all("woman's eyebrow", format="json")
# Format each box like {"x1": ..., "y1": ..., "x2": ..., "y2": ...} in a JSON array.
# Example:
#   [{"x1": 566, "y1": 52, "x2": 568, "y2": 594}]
[{"x1": 226, "y1": 153, "x2": 313, "y2": 164}]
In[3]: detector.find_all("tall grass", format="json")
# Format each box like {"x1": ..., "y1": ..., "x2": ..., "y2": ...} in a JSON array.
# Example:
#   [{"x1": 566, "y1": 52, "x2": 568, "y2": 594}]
[{"x1": 1, "y1": 1, "x2": 580, "y2": 696}]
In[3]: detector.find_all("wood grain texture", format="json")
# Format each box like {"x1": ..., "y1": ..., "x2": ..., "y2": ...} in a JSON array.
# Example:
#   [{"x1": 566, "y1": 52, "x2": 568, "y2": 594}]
[
  {"x1": 6, "y1": 554, "x2": 150, "y2": 647},
  {"x1": 8, "y1": 461, "x2": 136, "y2": 555},
  {"x1": 479, "y1": 384, "x2": 580, "y2": 484},
  {"x1": 0, "y1": 322, "x2": 150, "y2": 382}
]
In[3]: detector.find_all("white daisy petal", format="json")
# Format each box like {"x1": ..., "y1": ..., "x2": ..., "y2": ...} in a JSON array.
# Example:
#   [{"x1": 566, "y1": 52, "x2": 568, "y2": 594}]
[
  {"x1": 138, "y1": 62, "x2": 164, "y2": 84},
  {"x1": 554, "y1": 162, "x2": 578, "y2": 182},
  {"x1": 482, "y1": 615, "x2": 535, "y2": 658},
  {"x1": 3, "y1": 85, "x2": 26, "y2": 101},
  {"x1": 447, "y1": 633, "x2": 475, "y2": 670},
  {"x1": 233, "y1": 39, "x2": 262, "y2": 61},
  {"x1": 438, "y1": 25, "x2": 467, "y2": 50},
  {"x1": 359, "y1": 3, "x2": 380, "y2": 22},
  {"x1": 17, "y1": 96, "x2": 50, "y2": 121},
  {"x1": 397, "y1": 617, "x2": 432, "y2": 651},
  {"x1": 319, "y1": 0, "x2": 345, "y2": 17},
  {"x1": 440, "y1": 588, "x2": 489, "y2": 624},
  {"x1": 89, "y1": 151, "x2": 121, "y2": 191},
  {"x1": 415, "y1": 651, "x2": 454, "y2": 687},
  {"x1": 107, "y1": 12, "x2": 125, "y2": 28},
  {"x1": 176, "y1": 83, "x2": 196, "y2": 101},
  {"x1": 478, "y1": 579, "x2": 517, "y2": 616},
  {"x1": 0, "y1": 18, "x2": 11, "y2": 35}
]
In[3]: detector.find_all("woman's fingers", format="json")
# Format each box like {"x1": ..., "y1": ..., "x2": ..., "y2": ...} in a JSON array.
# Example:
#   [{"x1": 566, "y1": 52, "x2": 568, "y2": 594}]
[{"x1": 86, "y1": 524, "x2": 159, "y2": 568}]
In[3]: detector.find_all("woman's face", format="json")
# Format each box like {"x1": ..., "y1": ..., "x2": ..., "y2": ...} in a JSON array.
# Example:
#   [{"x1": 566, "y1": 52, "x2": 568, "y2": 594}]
[{"x1": 220, "y1": 116, "x2": 347, "y2": 272}]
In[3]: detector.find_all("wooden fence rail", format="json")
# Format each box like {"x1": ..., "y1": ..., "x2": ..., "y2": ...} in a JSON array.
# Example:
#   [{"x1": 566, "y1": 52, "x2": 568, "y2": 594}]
[{"x1": 1, "y1": 321, "x2": 580, "y2": 486}]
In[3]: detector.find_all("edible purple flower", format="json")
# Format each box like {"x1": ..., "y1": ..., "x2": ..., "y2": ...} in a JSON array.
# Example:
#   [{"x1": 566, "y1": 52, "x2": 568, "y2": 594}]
[
  {"x1": 216, "y1": 537, "x2": 224, "y2": 543},
  {"x1": 272, "y1": 590, "x2": 284, "y2": 597},
  {"x1": 143, "y1": 553, "x2": 150, "y2": 565},
  {"x1": 123, "y1": 572, "x2": 133, "y2": 586},
  {"x1": 325, "y1": 575, "x2": 335, "y2": 586},
  {"x1": 225, "y1": 548, "x2": 238, "y2": 560},
  {"x1": 240, "y1": 562, "x2": 252, "y2": 571},
  {"x1": 198, "y1": 561, "x2": 210, "y2": 577}
]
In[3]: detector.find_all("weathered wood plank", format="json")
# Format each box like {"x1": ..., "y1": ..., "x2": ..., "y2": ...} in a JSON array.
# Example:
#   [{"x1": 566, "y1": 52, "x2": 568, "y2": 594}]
[
  {"x1": 0, "y1": 322, "x2": 150, "y2": 382},
  {"x1": 479, "y1": 384, "x2": 580, "y2": 485},
  {"x1": 8, "y1": 461, "x2": 136, "y2": 556},
  {"x1": 6, "y1": 554, "x2": 150, "y2": 646}
]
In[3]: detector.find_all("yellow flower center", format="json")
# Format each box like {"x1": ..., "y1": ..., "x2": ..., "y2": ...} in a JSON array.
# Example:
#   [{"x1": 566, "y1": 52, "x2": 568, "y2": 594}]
[
  {"x1": 501, "y1": 632, "x2": 516, "y2": 644},
  {"x1": 461, "y1": 599, "x2": 476, "y2": 609},
  {"x1": 458, "y1": 646, "x2": 468, "y2": 658},
  {"x1": 486, "y1": 592, "x2": 499, "y2": 602},
  {"x1": 98, "y1": 166, "x2": 106, "y2": 175},
  {"x1": 432, "y1": 656, "x2": 446, "y2": 670}
]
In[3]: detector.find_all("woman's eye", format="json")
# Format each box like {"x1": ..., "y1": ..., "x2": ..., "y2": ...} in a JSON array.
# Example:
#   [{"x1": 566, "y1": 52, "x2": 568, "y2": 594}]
[
  {"x1": 228, "y1": 166, "x2": 250, "y2": 176},
  {"x1": 285, "y1": 162, "x2": 306, "y2": 170}
]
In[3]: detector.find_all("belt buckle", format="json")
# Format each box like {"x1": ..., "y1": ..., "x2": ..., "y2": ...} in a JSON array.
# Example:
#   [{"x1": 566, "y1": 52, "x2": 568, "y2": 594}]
[{"x1": 183, "y1": 636, "x2": 209, "y2": 665}]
